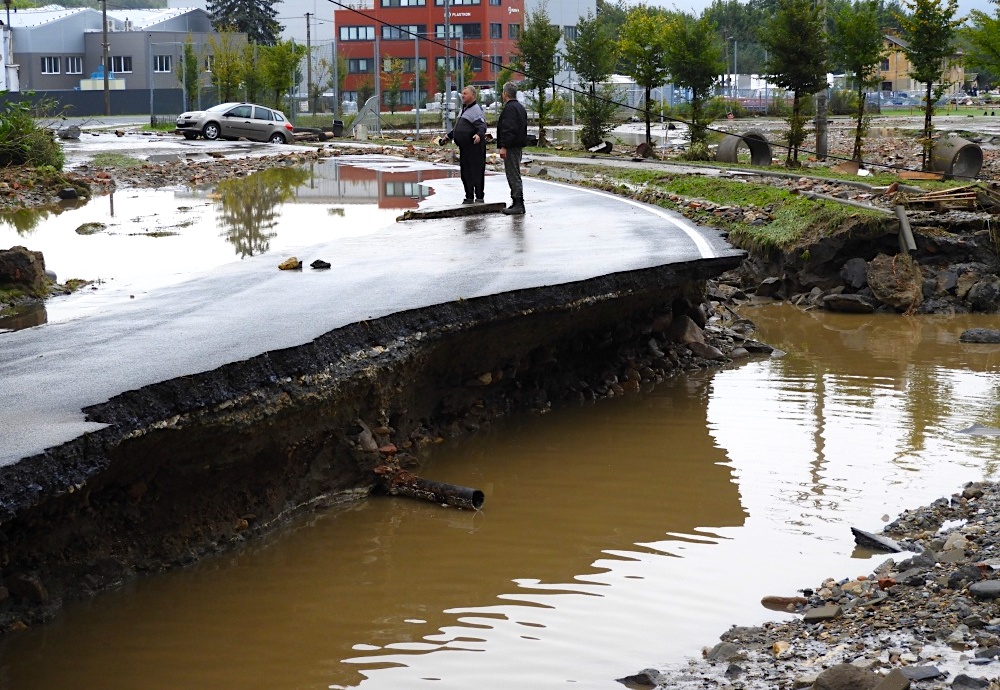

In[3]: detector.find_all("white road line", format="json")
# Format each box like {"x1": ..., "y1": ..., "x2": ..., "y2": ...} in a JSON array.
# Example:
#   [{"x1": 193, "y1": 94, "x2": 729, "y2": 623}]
[{"x1": 528, "y1": 177, "x2": 719, "y2": 259}]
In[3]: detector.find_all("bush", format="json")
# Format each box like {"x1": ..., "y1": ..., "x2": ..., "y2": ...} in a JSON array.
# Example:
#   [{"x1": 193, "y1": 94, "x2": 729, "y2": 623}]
[
  {"x1": 0, "y1": 94, "x2": 65, "y2": 170},
  {"x1": 829, "y1": 89, "x2": 858, "y2": 116}
]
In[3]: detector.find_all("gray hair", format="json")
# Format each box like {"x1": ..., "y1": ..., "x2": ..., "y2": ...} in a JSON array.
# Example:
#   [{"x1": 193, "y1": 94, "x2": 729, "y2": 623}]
[
  {"x1": 502, "y1": 81, "x2": 518, "y2": 99},
  {"x1": 463, "y1": 85, "x2": 478, "y2": 100}
]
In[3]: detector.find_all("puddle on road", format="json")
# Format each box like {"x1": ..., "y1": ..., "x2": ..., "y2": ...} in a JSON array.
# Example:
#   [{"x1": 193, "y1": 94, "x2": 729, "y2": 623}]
[{"x1": 0, "y1": 157, "x2": 457, "y2": 330}]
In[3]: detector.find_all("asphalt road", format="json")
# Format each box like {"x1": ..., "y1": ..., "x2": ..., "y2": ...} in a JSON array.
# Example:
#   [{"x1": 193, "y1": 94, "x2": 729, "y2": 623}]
[{"x1": 0, "y1": 151, "x2": 742, "y2": 467}]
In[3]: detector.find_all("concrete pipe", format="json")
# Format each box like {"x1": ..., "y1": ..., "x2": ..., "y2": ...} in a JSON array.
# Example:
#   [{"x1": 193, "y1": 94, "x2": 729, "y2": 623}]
[
  {"x1": 931, "y1": 136, "x2": 983, "y2": 180},
  {"x1": 716, "y1": 130, "x2": 773, "y2": 166}
]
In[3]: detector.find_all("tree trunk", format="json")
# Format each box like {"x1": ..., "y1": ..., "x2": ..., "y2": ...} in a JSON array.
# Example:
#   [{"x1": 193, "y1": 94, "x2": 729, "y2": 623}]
[
  {"x1": 644, "y1": 85, "x2": 652, "y2": 145},
  {"x1": 853, "y1": 86, "x2": 865, "y2": 162}
]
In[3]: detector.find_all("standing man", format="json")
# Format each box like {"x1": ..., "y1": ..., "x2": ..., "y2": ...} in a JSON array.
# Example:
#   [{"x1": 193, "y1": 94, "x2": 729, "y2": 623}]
[
  {"x1": 497, "y1": 81, "x2": 528, "y2": 215},
  {"x1": 441, "y1": 86, "x2": 487, "y2": 204}
]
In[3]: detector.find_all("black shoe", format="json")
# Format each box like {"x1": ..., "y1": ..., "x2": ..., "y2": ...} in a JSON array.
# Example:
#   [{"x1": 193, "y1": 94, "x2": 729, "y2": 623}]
[
  {"x1": 502, "y1": 198, "x2": 525, "y2": 215},
  {"x1": 462, "y1": 198, "x2": 474, "y2": 204},
  {"x1": 473, "y1": 198, "x2": 485, "y2": 204}
]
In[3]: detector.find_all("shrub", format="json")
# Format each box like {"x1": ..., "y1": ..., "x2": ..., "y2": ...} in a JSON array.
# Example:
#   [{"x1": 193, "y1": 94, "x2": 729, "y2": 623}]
[{"x1": 0, "y1": 94, "x2": 65, "y2": 170}]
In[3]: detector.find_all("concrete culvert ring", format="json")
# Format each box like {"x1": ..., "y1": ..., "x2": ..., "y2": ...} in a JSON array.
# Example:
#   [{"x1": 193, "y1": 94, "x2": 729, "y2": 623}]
[
  {"x1": 716, "y1": 129, "x2": 773, "y2": 166},
  {"x1": 932, "y1": 136, "x2": 983, "y2": 179}
]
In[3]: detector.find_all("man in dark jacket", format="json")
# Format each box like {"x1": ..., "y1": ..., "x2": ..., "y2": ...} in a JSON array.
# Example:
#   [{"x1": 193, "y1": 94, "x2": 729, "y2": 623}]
[
  {"x1": 496, "y1": 81, "x2": 528, "y2": 215},
  {"x1": 442, "y1": 86, "x2": 487, "y2": 203}
]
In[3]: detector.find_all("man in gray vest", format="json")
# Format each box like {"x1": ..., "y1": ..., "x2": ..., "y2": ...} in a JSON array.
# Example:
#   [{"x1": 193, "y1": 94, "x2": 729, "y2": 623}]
[{"x1": 496, "y1": 81, "x2": 528, "y2": 215}]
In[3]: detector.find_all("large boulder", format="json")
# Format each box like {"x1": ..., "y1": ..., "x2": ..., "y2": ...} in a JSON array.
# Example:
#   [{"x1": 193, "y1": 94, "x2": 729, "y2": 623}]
[
  {"x1": 0, "y1": 246, "x2": 47, "y2": 295},
  {"x1": 866, "y1": 253, "x2": 923, "y2": 312}
]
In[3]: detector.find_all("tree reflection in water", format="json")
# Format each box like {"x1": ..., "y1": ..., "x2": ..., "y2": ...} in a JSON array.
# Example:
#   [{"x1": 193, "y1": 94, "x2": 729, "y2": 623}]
[{"x1": 216, "y1": 167, "x2": 310, "y2": 257}]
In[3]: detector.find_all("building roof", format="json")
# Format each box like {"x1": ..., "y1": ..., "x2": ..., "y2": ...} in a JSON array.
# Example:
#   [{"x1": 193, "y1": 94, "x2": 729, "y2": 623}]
[
  {"x1": 105, "y1": 8, "x2": 204, "y2": 30},
  {"x1": 2, "y1": 5, "x2": 96, "y2": 28}
]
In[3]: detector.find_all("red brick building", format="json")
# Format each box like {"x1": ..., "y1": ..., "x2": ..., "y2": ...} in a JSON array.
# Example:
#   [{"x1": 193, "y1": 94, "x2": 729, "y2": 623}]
[{"x1": 333, "y1": 0, "x2": 525, "y2": 110}]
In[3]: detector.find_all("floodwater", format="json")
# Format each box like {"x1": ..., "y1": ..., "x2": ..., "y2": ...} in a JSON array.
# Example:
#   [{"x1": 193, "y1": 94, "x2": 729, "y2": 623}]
[
  {"x1": 0, "y1": 157, "x2": 456, "y2": 331},
  {"x1": 2, "y1": 302, "x2": 1000, "y2": 689}
]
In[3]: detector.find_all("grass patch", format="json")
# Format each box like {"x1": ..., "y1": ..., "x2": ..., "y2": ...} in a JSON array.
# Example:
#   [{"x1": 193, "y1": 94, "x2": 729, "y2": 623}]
[{"x1": 89, "y1": 153, "x2": 145, "y2": 169}]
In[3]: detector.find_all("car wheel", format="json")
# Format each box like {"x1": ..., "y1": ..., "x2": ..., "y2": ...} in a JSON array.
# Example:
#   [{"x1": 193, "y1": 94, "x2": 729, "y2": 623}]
[
  {"x1": 182, "y1": 132, "x2": 198, "y2": 140},
  {"x1": 202, "y1": 122, "x2": 221, "y2": 140},
  {"x1": 268, "y1": 132, "x2": 286, "y2": 144}
]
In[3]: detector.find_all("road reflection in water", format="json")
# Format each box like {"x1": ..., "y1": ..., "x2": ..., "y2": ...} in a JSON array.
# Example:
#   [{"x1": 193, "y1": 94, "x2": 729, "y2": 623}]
[{"x1": 3, "y1": 306, "x2": 1000, "y2": 690}]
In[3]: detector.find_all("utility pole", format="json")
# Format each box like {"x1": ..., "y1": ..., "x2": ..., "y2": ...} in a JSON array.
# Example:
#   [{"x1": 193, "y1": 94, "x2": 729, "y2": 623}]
[
  {"x1": 101, "y1": 0, "x2": 109, "y2": 115},
  {"x1": 305, "y1": 12, "x2": 313, "y2": 114},
  {"x1": 444, "y1": 0, "x2": 451, "y2": 131}
]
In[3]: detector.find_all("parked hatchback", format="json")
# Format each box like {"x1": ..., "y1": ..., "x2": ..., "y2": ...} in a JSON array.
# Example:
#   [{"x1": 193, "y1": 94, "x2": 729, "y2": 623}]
[{"x1": 176, "y1": 102, "x2": 295, "y2": 143}]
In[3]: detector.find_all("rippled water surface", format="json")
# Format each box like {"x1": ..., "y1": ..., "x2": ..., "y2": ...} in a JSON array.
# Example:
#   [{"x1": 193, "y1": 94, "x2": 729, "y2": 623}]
[{"x1": 2, "y1": 304, "x2": 1000, "y2": 690}]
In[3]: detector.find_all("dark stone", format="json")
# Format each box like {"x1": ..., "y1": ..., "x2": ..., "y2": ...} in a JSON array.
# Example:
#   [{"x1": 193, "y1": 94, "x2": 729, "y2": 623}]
[
  {"x1": 0, "y1": 245, "x2": 47, "y2": 294},
  {"x1": 974, "y1": 647, "x2": 1000, "y2": 659},
  {"x1": 839, "y1": 257, "x2": 868, "y2": 289},
  {"x1": 803, "y1": 604, "x2": 843, "y2": 622},
  {"x1": 724, "y1": 663, "x2": 744, "y2": 679},
  {"x1": 899, "y1": 666, "x2": 944, "y2": 681},
  {"x1": 960, "y1": 329, "x2": 1000, "y2": 343},
  {"x1": 952, "y1": 674, "x2": 989, "y2": 689},
  {"x1": 938, "y1": 270, "x2": 959, "y2": 293},
  {"x1": 616, "y1": 668, "x2": 663, "y2": 687},
  {"x1": 814, "y1": 663, "x2": 881, "y2": 690},
  {"x1": 756, "y1": 276, "x2": 784, "y2": 298},
  {"x1": 705, "y1": 641, "x2": 740, "y2": 662},
  {"x1": 969, "y1": 581, "x2": 1000, "y2": 600},
  {"x1": 4, "y1": 572, "x2": 49, "y2": 604},
  {"x1": 310, "y1": 259, "x2": 331, "y2": 270},
  {"x1": 57, "y1": 188, "x2": 79, "y2": 200},
  {"x1": 966, "y1": 280, "x2": 1000, "y2": 312},
  {"x1": 872, "y1": 668, "x2": 911, "y2": 690},
  {"x1": 823, "y1": 293, "x2": 877, "y2": 313}
]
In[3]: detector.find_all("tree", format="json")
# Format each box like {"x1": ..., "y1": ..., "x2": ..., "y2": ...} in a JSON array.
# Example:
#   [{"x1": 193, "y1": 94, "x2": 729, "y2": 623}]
[
  {"x1": 565, "y1": 12, "x2": 618, "y2": 148},
  {"x1": 664, "y1": 13, "x2": 724, "y2": 159},
  {"x1": 830, "y1": 0, "x2": 886, "y2": 161},
  {"x1": 383, "y1": 58, "x2": 405, "y2": 114},
  {"x1": 205, "y1": 33, "x2": 245, "y2": 103},
  {"x1": 964, "y1": 7, "x2": 1000, "y2": 92},
  {"x1": 207, "y1": 0, "x2": 281, "y2": 46},
  {"x1": 260, "y1": 40, "x2": 308, "y2": 111},
  {"x1": 618, "y1": 5, "x2": 672, "y2": 145},
  {"x1": 760, "y1": 0, "x2": 829, "y2": 166},
  {"x1": 517, "y1": 3, "x2": 562, "y2": 146},
  {"x1": 242, "y1": 42, "x2": 266, "y2": 103},
  {"x1": 897, "y1": 0, "x2": 961, "y2": 170},
  {"x1": 177, "y1": 38, "x2": 201, "y2": 111}
]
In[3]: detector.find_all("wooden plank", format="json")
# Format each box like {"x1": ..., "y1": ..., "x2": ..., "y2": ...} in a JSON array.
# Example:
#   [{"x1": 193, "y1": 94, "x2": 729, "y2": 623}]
[
  {"x1": 898, "y1": 170, "x2": 944, "y2": 181},
  {"x1": 397, "y1": 202, "x2": 508, "y2": 221}
]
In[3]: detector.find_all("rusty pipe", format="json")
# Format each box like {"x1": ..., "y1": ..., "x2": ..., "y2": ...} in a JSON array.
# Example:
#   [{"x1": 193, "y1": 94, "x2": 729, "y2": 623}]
[{"x1": 375, "y1": 467, "x2": 485, "y2": 510}]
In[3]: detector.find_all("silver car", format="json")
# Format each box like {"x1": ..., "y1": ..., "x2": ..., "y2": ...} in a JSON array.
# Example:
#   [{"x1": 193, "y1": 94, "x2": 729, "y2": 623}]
[{"x1": 175, "y1": 102, "x2": 294, "y2": 144}]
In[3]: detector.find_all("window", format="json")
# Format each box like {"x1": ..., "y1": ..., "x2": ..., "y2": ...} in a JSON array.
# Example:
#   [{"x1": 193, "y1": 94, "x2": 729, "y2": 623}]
[
  {"x1": 564, "y1": 25, "x2": 577, "y2": 41},
  {"x1": 469, "y1": 56, "x2": 482, "y2": 72},
  {"x1": 434, "y1": 22, "x2": 481, "y2": 39},
  {"x1": 110, "y1": 55, "x2": 132, "y2": 73},
  {"x1": 382, "y1": 0, "x2": 424, "y2": 5},
  {"x1": 490, "y1": 23, "x2": 502, "y2": 39},
  {"x1": 348, "y1": 58, "x2": 374, "y2": 73},
  {"x1": 489, "y1": 0, "x2": 500, "y2": 5},
  {"x1": 383, "y1": 90, "x2": 427, "y2": 106},
  {"x1": 508, "y1": 24, "x2": 520, "y2": 40},
  {"x1": 153, "y1": 55, "x2": 172, "y2": 73},
  {"x1": 41, "y1": 57, "x2": 61, "y2": 74},
  {"x1": 66, "y1": 56, "x2": 83, "y2": 74},
  {"x1": 382, "y1": 24, "x2": 425, "y2": 40},
  {"x1": 342, "y1": 91, "x2": 358, "y2": 102},
  {"x1": 435, "y1": 0, "x2": 479, "y2": 4},
  {"x1": 384, "y1": 57, "x2": 427, "y2": 73},
  {"x1": 385, "y1": 180, "x2": 429, "y2": 196},
  {"x1": 253, "y1": 106, "x2": 274, "y2": 121},
  {"x1": 340, "y1": 25, "x2": 375, "y2": 41},
  {"x1": 228, "y1": 105, "x2": 252, "y2": 118},
  {"x1": 881, "y1": 58, "x2": 890, "y2": 70},
  {"x1": 435, "y1": 57, "x2": 460, "y2": 71}
]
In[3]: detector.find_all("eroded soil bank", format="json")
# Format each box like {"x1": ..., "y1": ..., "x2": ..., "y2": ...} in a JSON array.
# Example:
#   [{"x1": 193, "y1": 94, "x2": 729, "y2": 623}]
[{"x1": 0, "y1": 256, "x2": 757, "y2": 635}]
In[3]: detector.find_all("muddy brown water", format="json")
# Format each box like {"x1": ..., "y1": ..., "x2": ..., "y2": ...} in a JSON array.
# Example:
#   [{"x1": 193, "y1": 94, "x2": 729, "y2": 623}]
[{"x1": 2, "y1": 304, "x2": 999, "y2": 689}]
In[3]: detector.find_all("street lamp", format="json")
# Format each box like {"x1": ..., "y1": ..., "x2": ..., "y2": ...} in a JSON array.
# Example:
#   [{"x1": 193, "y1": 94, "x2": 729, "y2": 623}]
[{"x1": 414, "y1": 33, "x2": 420, "y2": 138}]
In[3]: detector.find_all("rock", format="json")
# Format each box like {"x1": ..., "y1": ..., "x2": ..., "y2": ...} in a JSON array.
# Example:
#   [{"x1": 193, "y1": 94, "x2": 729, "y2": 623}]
[
  {"x1": 616, "y1": 668, "x2": 663, "y2": 687},
  {"x1": 687, "y1": 341, "x2": 725, "y2": 360},
  {"x1": 57, "y1": 187, "x2": 79, "y2": 200},
  {"x1": 813, "y1": 663, "x2": 881, "y2": 690},
  {"x1": 760, "y1": 595, "x2": 808, "y2": 611},
  {"x1": 664, "y1": 315, "x2": 705, "y2": 346},
  {"x1": 951, "y1": 674, "x2": 989, "y2": 689},
  {"x1": 872, "y1": 668, "x2": 911, "y2": 690},
  {"x1": 899, "y1": 666, "x2": 944, "y2": 681},
  {"x1": 823, "y1": 293, "x2": 877, "y2": 313},
  {"x1": 867, "y1": 253, "x2": 923, "y2": 312},
  {"x1": 278, "y1": 257, "x2": 302, "y2": 270},
  {"x1": 310, "y1": 259, "x2": 331, "y2": 270},
  {"x1": 803, "y1": 604, "x2": 842, "y2": 622},
  {"x1": 958, "y1": 423, "x2": 1000, "y2": 436},
  {"x1": 75, "y1": 222, "x2": 107, "y2": 235},
  {"x1": 705, "y1": 641, "x2": 740, "y2": 661},
  {"x1": 756, "y1": 276, "x2": 784, "y2": 298},
  {"x1": 959, "y1": 329, "x2": 1000, "y2": 343},
  {"x1": 0, "y1": 245, "x2": 47, "y2": 294},
  {"x1": 57, "y1": 125, "x2": 81, "y2": 140},
  {"x1": 852, "y1": 527, "x2": 905, "y2": 552},
  {"x1": 966, "y1": 279, "x2": 1000, "y2": 312},
  {"x1": 840, "y1": 257, "x2": 869, "y2": 289},
  {"x1": 4, "y1": 572, "x2": 49, "y2": 604},
  {"x1": 969, "y1": 580, "x2": 1000, "y2": 599}
]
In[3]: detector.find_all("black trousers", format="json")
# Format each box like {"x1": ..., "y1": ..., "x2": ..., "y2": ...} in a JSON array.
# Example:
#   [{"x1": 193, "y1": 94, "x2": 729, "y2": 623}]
[{"x1": 458, "y1": 142, "x2": 486, "y2": 199}]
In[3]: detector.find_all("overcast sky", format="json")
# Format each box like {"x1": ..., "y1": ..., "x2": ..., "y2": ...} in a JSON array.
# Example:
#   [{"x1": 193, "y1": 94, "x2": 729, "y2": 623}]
[{"x1": 638, "y1": 0, "x2": 994, "y2": 23}]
